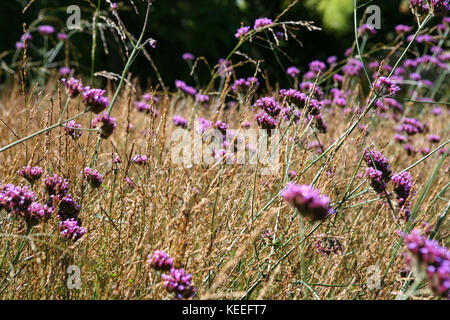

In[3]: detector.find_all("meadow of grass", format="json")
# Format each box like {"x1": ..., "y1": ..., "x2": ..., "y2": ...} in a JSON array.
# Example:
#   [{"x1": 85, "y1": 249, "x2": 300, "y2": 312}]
[{"x1": 0, "y1": 0, "x2": 448, "y2": 300}]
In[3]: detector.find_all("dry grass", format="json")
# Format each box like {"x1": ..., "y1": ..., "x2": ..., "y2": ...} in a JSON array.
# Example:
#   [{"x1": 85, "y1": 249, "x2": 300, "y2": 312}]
[{"x1": 0, "y1": 72, "x2": 448, "y2": 299}]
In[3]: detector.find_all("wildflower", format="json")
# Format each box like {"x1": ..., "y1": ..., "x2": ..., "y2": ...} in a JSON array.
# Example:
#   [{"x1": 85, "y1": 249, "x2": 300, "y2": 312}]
[
  {"x1": 232, "y1": 77, "x2": 259, "y2": 93},
  {"x1": 131, "y1": 154, "x2": 147, "y2": 165},
  {"x1": 241, "y1": 121, "x2": 251, "y2": 129},
  {"x1": 364, "y1": 150, "x2": 392, "y2": 182},
  {"x1": 182, "y1": 53, "x2": 195, "y2": 61},
  {"x1": 430, "y1": 0, "x2": 450, "y2": 15},
  {"x1": 401, "y1": 117, "x2": 424, "y2": 135},
  {"x1": 255, "y1": 111, "x2": 278, "y2": 131},
  {"x1": 38, "y1": 25, "x2": 55, "y2": 35},
  {"x1": 0, "y1": 185, "x2": 36, "y2": 216},
  {"x1": 358, "y1": 24, "x2": 377, "y2": 35},
  {"x1": 63, "y1": 120, "x2": 83, "y2": 139},
  {"x1": 134, "y1": 101, "x2": 159, "y2": 116},
  {"x1": 59, "y1": 218, "x2": 86, "y2": 242},
  {"x1": 254, "y1": 97, "x2": 282, "y2": 117},
  {"x1": 45, "y1": 174, "x2": 69, "y2": 199},
  {"x1": 288, "y1": 170, "x2": 297, "y2": 179},
  {"x1": 395, "y1": 24, "x2": 413, "y2": 34},
  {"x1": 404, "y1": 143, "x2": 417, "y2": 156},
  {"x1": 286, "y1": 66, "x2": 300, "y2": 78},
  {"x1": 57, "y1": 33, "x2": 68, "y2": 40},
  {"x1": 299, "y1": 82, "x2": 324, "y2": 100},
  {"x1": 62, "y1": 78, "x2": 83, "y2": 98},
  {"x1": 15, "y1": 42, "x2": 26, "y2": 50},
  {"x1": 366, "y1": 167, "x2": 387, "y2": 194},
  {"x1": 58, "y1": 67, "x2": 71, "y2": 76},
  {"x1": 281, "y1": 183, "x2": 334, "y2": 221},
  {"x1": 161, "y1": 268, "x2": 197, "y2": 299},
  {"x1": 399, "y1": 230, "x2": 450, "y2": 298},
  {"x1": 217, "y1": 58, "x2": 231, "y2": 78},
  {"x1": 195, "y1": 94, "x2": 210, "y2": 104},
  {"x1": 253, "y1": 17, "x2": 272, "y2": 29},
  {"x1": 82, "y1": 167, "x2": 103, "y2": 188},
  {"x1": 395, "y1": 134, "x2": 408, "y2": 144},
  {"x1": 175, "y1": 80, "x2": 197, "y2": 96},
  {"x1": 327, "y1": 56, "x2": 337, "y2": 68},
  {"x1": 147, "y1": 250, "x2": 174, "y2": 271},
  {"x1": 409, "y1": 0, "x2": 430, "y2": 15},
  {"x1": 91, "y1": 112, "x2": 117, "y2": 139},
  {"x1": 315, "y1": 234, "x2": 343, "y2": 256},
  {"x1": 333, "y1": 74, "x2": 344, "y2": 83},
  {"x1": 235, "y1": 26, "x2": 250, "y2": 39},
  {"x1": 173, "y1": 116, "x2": 188, "y2": 129},
  {"x1": 373, "y1": 77, "x2": 401, "y2": 95},
  {"x1": 279, "y1": 89, "x2": 307, "y2": 109},
  {"x1": 392, "y1": 171, "x2": 413, "y2": 209},
  {"x1": 21, "y1": 33, "x2": 33, "y2": 42},
  {"x1": 214, "y1": 120, "x2": 230, "y2": 135},
  {"x1": 18, "y1": 166, "x2": 42, "y2": 184},
  {"x1": 432, "y1": 107, "x2": 442, "y2": 116},
  {"x1": 342, "y1": 58, "x2": 363, "y2": 76},
  {"x1": 195, "y1": 118, "x2": 212, "y2": 134},
  {"x1": 23, "y1": 202, "x2": 53, "y2": 227},
  {"x1": 82, "y1": 87, "x2": 110, "y2": 113},
  {"x1": 57, "y1": 195, "x2": 81, "y2": 221},
  {"x1": 428, "y1": 134, "x2": 441, "y2": 143},
  {"x1": 314, "y1": 113, "x2": 328, "y2": 133}
]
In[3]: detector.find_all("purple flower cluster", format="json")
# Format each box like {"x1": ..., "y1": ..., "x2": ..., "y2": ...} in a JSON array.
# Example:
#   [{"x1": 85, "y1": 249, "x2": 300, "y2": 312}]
[
  {"x1": 147, "y1": 250, "x2": 174, "y2": 271},
  {"x1": 59, "y1": 218, "x2": 86, "y2": 242},
  {"x1": 134, "y1": 101, "x2": 159, "y2": 116},
  {"x1": 195, "y1": 94, "x2": 210, "y2": 104},
  {"x1": 364, "y1": 150, "x2": 392, "y2": 182},
  {"x1": 392, "y1": 171, "x2": 414, "y2": 220},
  {"x1": 57, "y1": 195, "x2": 81, "y2": 221},
  {"x1": 235, "y1": 26, "x2": 250, "y2": 39},
  {"x1": 366, "y1": 167, "x2": 387, "y2": 193},
  {"x1": 195, "y1": 117, "x2": 212, "y2": 134},
  {"x1": 182, "y1": 53, "x2": 195, "y2": 61},
  {"x1": 173, "y1": 116, "x2": 188, "y2": 129},
  {"x1": 308, "y1": 60, "x2": 327, "y2": 73},
  {"x1": 17, "y1": 166, "x2": 42, "y2": 184},
  {"x1": 399, "y1": 230, "x2": 449, "y2": 298},
  {"x1": 254, "y1": 97, "x2": 282, "y2": 116},
  {"x1": 175, "y1": 80, "x2": 197, "y2": 96},
  {"x1": 253, "y1": 18, "x2": 273, "y2": 29},
  {"x1": 232, "y1": 77, "x2": 259, "y2": 93},
  {"x1": 83, "y1": 167, "x2": 103, "y2": 188},
  {"x1": 314, "y1": 234, "x2": 343, "y2": 256},
  {"x1": 38, "y1": 25, "x2": 55, "y2": 35},
  {"x1": 358, "y1": 24, "x2": 377, "y2": 35},
  {"x1": 63, "y1": 120, "x2": 83, "y2": 139},
  {"x1": 131, "y1": 154, "x2": 147, "y2": 165},
  {"x1": 161, "y1": 268, "x2": 197, "y2": 299},
  {"x1": 279, "y1": 89, "x2": 307, "y2": 109},
  {"x1": 286, "y1": 66, "x2": 300, "y2": 78},
  {"x1": 401, "y1": 117, "x2": 425, "y2": 136},
  {"x1": 281, "y1": 183, "x2": 334, "y2": 221},
  {"x1": 62, "y1": 78, "x2": 83, "y2": 98},
  {"x1": 91, "y1": 112, "x2": 117, "y2": 139},
  {"x1": 82, "y1": 87, "x2": 110, "y2": 113},
  {"x1": 45, "y1": 174, "x2": 69, "y2": 200},
  {"x1": 373, "y1": 77, "x2": 401, "y2": 96},
  {"x1": 342, "y1": 58, "x2": 363, "y2": 76}
]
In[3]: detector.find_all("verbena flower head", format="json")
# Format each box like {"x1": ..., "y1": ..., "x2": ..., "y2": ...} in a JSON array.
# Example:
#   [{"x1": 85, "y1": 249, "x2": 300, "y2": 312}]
[
  {"x1": 401, "y1": 117, "x2": 425, "y2": 135},
  {"x1": 392, "y1": 171, "x2": 413, "y2": 204},
  {"x1": 255, "y1": 111, "x2": 278, "y2": 131},
  {"x1": 315, "y1": 234, "x2": 344, "y2": 256},
  {"x1": 395, "y1": 24, "x2": 413, "y2": 34},
  {"x1": 217, "y1": 58, "x2": 231, "y2": 78},
  {"x1": 314, "y1": 113, "x2": 328, "y2": 133},
  {"x1": 254, "y1": 97, "x2": 282, "y2": 117},
  {"x1": 57, "y1": 33, "x2": 68, "y2": 40},
  {"x1": 134, "y1": 101, "x2": 159, "y2": 116},
  {"x1": 281, "y1": 183, "x2": 334, "y2": 221},
  {"x1": 45, "y1": 174, "x2": 69, "y2": 199},
  {"x1": 399, "y1": 230, "x2": 450, "y2": 298},
  {"x1": 342, "y1": 58, "x2": 363, "y2": 76},
  {"x1": 214, "y1": 120, "x2": 230, "y2": 135},
  {"x1": 428, "y1": 134, "x2": 441, "y2": 143},
  {"x1": 286, "y1": 66, "x2": 300, "y2": 78},
  {"x1": 195, "y1": 94, "x2": 210, "y2": 104},
  {"x1": 232, "y1": 77, "x2": 259, "y2": 93},
  {"x1": 38, "y1": 25, "x2": 55, "y2": 35},
  {"x1": 62, "y1": 78, "x2": 83, "y2": 98},
  {"x1": 131, "y1": 154, "x2": 147, "y2": 165},
  {"x1": 327, "y1": 56, "x2": 337, "y2": 67},
  {"x1": 358, "y1": 23, "x2": 377, "y2": 35},
  {"x1": 83, "y1": 167, "x2": 103, "y2": 188},
  {"x1": 173, "y1": 116, "x2": 188, "y2": 129},
  {"x1": 253, "y1": 17, "x2": 272, "y2": 29},
  {"x1": 91, "y1": 112, "x2": 117, "y2": 139},
  {"x1": 409, "y1": 0, "x2": 430, "y2": 15},
  {"x1": 182, "y1": 52, "x2": 195, "y2": 61},
  {"x1": 82, "y1": 87, "x2": 110, "y2": 113},
  {"x1": 63, "y1": 120, "x2": 83, "y2": 139},
  {"x1": 57, "y1": 195, "x2": 81, "y2": 221},
  {"x1": 58, "y1": 67, "x2": 71, "y2": 76},
  {"x1": 235, "y1": 26, "x2": 250, "y2": 39},
  {"x1": 0, "y1": 184, "x2": 36, "y2": 216},
  {"x1": 280, "y1": 89, "x2": 307, "y2": 109},
  {"x1": 373, "y1": 77, "x2": 401, "y2": 95},
  {"x1": 18, "y1": 166, "x2": 42, "y2": 184},
  {"x1": 147, "y1": 250, "x2": 174, "y2": 271},
  {"x1": 59, "y1": 218, "x2": 86, "y2": 242},
  {"x1": 366, "y1": 167, "x2": 387, "y2": 194},
  {"x1": 174, "y1": 80, "x2": 197, "y2": 96},
  {"x1": 430, "y1": 0, "x2": 449, "y2": 15},
  {"x1": 23, "y1": 202, "x2": 53, "y2": 227},
  {"x1": 161, "y1": 268, "x2": 197, "y2": 299},
  {"x1": 308, "y1": 60, "x2": 327, "y2": 73},
  {"x1": 364, "y1": 150, "x2": 392, "y2": 182}
]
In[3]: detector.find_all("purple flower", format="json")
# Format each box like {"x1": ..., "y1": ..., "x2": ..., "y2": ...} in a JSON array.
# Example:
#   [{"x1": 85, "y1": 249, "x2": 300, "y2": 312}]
[
  {"x1": 63, "y1": 120, "x2": 83, "y2": 139},
  {"x1": 232, "y1": 77, "x2": 259, "y2": 93},
  {"x1": 235, "y1": 26, "x2": 251, "y2": 39},
  {"x1": 217, "y1": 58, "x2": 231, "y2": 78},
  {"x1": 430, "y1": 0, "x2": 450, "y2": 15},
  {"x1": 358, "y1": 24, "x2": 377, "y2": 35},
  {"x1": 253, "y1": 18, "x2": 273, "y2": 29},
  {"x1": 62, "y1": 77, "x2": 83, "y2": 98},
  {"x1": 214, "y1": 120, "x2": 230, "y2": 135},
  {"x1": 17, "y1": 166, "x2": 42, "y2": 184},
  {"x1": 24, "y1": 202, "x2": 53, "y2": 226},
  {"x1": 83, "y1": 167, "x2": 103, "y2": 188},
  {"x1": 38, "y1": 25, "x2": 55, "y2": 35},
  {"x1": 58, "y1": 67, "x2": 71, "y2": 76},
  {"x1": 0, "y1": 184, "x2": 35, "y2": 216},
  {"x1": 173, "y1": 116, "x2": 188, "y2": 129},
  {"x1": 161, "y1": 268, "x2": 197, "y2": 299},
  {"x1": 45, "y1": 174, "x2": 69, "y2": 199},
  {"x1": 255, "y1": 111, "x2": 278, "y2": 131},
  {"x1": 131, "y1": 154, "x2": 147, "y2": 165},
  {"x1": 327, "y1": 56, "x2": 337, "y2": 68},
  {"x1": 82, "y1": 87, "x2": 110, "y2": 113},
  {"x1": 57, "y1": 33, "x2": 68, "y2": 40},
  {"x1": 432, "y1": 107, "x2": 442, "y2": 116},
  {"x1": 404, "y1": 143, "x2": 417, "y2": 156},
  {"x1": 428, "y1": 134, "x2": 441, "y2": 143},
  {"x1": 399, "y1": 230, "x2": 450, "y2": 298},
  {"x1": 309, "y1": 60, "x2": 327, "y2": 73},
  {"x1": 134, "y1": 101, "x2": 159, "y2": 116},
  {"x1": 395, "y1": 24, "x2": 413, "y2": 34},
  {"x1": 401, "y1": 117, "x2": 424, "y2": 136},
  {"x1": 286, "y1": 66, "x2": 300, "y2": 78},
  {"x1": 59, "y1": 218, "x2": 86, "y2": 242},
  {"x1": 366, "y1": 167, "x2": 386, "y2": 194},
  {"x1": 279, "y1": 89, "x2": 307, "y2": 109},
  {"x1": 57, "y1": 195, "x2": 81, "y2": 221},
  {"x1": 91, "y1": 112, "x2": 117, "y2": 139},
  {"x1": 409, "y1": 0, "x2": 430, "y2": 15},
  {"x1": 373, "y1": 77, "x2": 401, "y2": 95},
  {"x1": 395, "y1": 134, "x2": 408, "y2": 144},
  {"x1": 392, "y1": 171, "x2": 413, "y2": 206},
  {"x1": 364, "y1": 150, "x2": 392, "y2": 182},
  {"x1": 281, "y1": 183, "x2": 334, "y2": 221},
  {"x1": 314, "y1": 113, "x2": 328, "y2": 133},
  {"x1": 182, "y1": 53, "x2": 195, "y2": 61},
  {"x1": 147, "y1": 250, "x2": 174, "y2": 271},
  {"x1": 195, "y1": 94, "x2": 210, "y2": 104},
  {"x1": 174, "y1": 80, "x2": 197, "y2": 96},
  {"x1": 254, "y1": 97, "x2": 282, "y2": 117},
  {"x1": 342, "y1": 58, "x2": 363, "y2": 76}
]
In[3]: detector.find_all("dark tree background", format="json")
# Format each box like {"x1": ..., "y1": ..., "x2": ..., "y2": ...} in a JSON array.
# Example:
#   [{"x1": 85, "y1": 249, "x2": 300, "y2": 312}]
[{"x1": 1, "y1": 0, "x2": 414, "y2": 89}]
